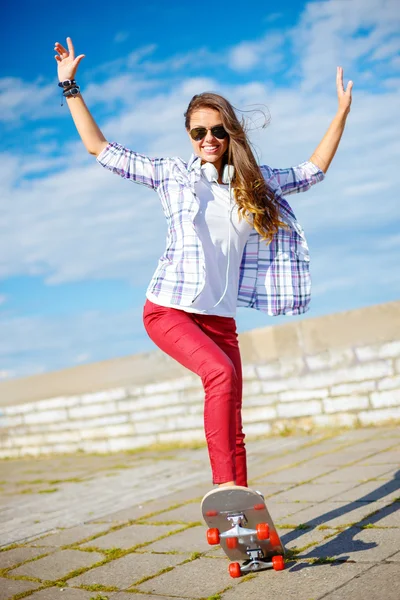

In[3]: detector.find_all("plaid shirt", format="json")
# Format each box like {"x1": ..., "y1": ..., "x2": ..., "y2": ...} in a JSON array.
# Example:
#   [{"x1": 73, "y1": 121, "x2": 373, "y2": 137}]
[{"x1": 97, "y1": 143, "x2": 325, "y2": 316}]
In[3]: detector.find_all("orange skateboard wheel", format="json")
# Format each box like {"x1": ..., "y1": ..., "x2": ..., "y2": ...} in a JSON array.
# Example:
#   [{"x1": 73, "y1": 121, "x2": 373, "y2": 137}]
[
  {"x1": 226, "y1": 537, "x2": 238, "y2": 550},
  {"x1": 269, "y1": 530, "x2": 280, "y2": 547},
  {"x1": 207, "y1": 527, "x2": 220, "y2": 545},
  {"x1": 256, "y1": 522, "x2": 269, "y2": 540},
  {"x1": 229, "y1": 562, "x2": 241, "y2": 578},
  {"x1": 272, "y1": 555, "x2": 285, "y2": 571}
]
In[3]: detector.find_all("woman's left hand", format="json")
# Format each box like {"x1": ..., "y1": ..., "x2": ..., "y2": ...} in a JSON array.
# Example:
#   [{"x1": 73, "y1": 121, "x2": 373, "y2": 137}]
[{"x1": 337, "y1": 66, "x2": 353, "y2": 116}]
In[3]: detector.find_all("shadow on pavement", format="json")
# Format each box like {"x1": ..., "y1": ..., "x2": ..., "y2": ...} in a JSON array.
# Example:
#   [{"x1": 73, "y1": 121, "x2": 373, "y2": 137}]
[{"x1": 280, "y1": 470, "x2": 400, "y2": 568}]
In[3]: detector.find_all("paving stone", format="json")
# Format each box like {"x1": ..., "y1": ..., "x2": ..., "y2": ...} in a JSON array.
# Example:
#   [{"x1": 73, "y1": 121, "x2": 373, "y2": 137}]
[
  {"x1": 247, "y1": 457, "x2": 305, "y2": 478},
  {"x1": 380, "y1": 467, "x2": 400, "y2": 480},
  {"x1": 299, "y1": 453, "x2": 365, "y2": 467},
  {"x1": 372, "y1": 512, "x2": 400, "y2": 526},
  {"x1": 338, "y1": 429, "x2": 380, "y2": 441},
  {"x1": 89, "y1": 501, "x2": 166, "y2": 523},
  {"x1": 69, "y1": 552, "x2": 183, "y2": 588},
  {"x1": 9, "y1": 549, "x2": 103, "y2": 580},
  {"x1": 0, "y1": 577, "x2": 40, "y2": 600},
  {"x1": 280, "y1": 501, "x2": 380, "y2": 528},
  {"x1": 247, "y1": 483, "x2": 291, "y2": 497},
  {"x1": 328, "y1": 479, "x2": 400, "y2": 503},
  {"x1": 346, "y1": 439, "x2": 400, "y2": 454},
  {"x1": 110, "y1": 594, "x2": 188, "y2": 600},
  {"x1": 299, "y1": 526, "x2": 400, "y2": 562},
  {"x1": 80, "y1": 523, "x2": 181, "y2": 550},
  {"x1": 356, "y1": 449, "x2": 400, "y2": 465},
  {"x1": 358, "y1": 501, "x2": 400, "y2": 527},
  {"x1": 280, "y1": 526, "x2": 336, "y2": 553},
  {"x1": 267, "y1": 501, "x2": 315, "y2": 522},
  {"x1": 146, "y1": 500, "x2": 202, "y2": 523},
  {"x1": 315, "y1": 464, "x2": 395, "y2": 484},
  {"x1": 93, "y1": 482, "x2": 211, "y2": 523},
  {"x1": 387, "y1": 550, "x2": 400, "y2": 561},
  {"x1": 254, "y1": 464, "x2": 333, "y2": 484},
  {"x1": 144, "y1": 525, "x2": 210, "y2": 554},
  {"x1": 204, "y1": 545, "x2": 226, "y2": 558},
  {"x1": 0, "y1": 546, "x2": 52, "y2": 569},
  {"x1": 27, "y1": 523, "x2": 114, "y2": 547},
  {"x1": 322, "y1": 563, "x2": 400, "y2": 600},
  {"x1": 23, "y1": 588, "x2": 97, "y2": 599},
  {"x1": 271, "y1": 482, "x2": 355, "y2": 503},
  {"x1": 137, "y1": 556, "x2": 241, "y2": 597},
  {"x1": 219, "y1": 562, "x2": 371, "y2": 600}
]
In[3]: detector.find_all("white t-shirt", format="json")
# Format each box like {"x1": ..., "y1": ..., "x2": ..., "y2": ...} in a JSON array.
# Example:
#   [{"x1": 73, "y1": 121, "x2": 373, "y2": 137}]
[{"x1": 147, "y1": 172, "x2": 253, "y2": 317}]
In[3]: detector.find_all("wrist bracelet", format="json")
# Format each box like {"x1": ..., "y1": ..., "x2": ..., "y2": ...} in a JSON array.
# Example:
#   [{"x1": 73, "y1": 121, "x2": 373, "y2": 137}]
[
  {"x1": 63, "y1": 85, "x2": 80, "y2": 97},
  {"x1": 59, "y1": 82, "x2": 81, "y2": 106},
  {"x1": 58, "y1": 79, "x2": 77, "y2": 89}
]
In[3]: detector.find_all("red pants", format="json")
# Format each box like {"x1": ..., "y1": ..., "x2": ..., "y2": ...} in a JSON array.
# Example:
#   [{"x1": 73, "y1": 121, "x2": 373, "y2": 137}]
[{"x1": 143, "y1": 299, "x2": 247, "y2": 487}]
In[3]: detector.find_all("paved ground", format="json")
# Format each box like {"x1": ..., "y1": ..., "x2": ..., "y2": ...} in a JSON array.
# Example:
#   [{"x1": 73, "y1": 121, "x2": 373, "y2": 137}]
[{"x1": 0, "y1": 426, "x2": 399, "y2": 600}]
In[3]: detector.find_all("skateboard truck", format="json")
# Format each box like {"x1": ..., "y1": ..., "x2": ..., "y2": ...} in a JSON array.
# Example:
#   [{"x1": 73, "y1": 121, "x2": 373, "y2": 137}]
[
  {"x1": 219, "y1": 513, "x2": 257, "y2": 541},
  {"x1": 241, "y1": 550, "x2": 271, "y2": 574}
]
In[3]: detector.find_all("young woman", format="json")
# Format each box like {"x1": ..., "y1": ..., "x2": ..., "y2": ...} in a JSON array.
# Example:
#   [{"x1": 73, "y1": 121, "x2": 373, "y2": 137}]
[{"x1": 55, "y1": 37, "x2": 352, "y2": 490}]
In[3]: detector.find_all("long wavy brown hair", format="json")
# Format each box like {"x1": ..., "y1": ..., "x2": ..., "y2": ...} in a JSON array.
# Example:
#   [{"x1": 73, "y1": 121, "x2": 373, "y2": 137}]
[{"x1": 184, "y1": 92, "x2": 285, "y2": 243}]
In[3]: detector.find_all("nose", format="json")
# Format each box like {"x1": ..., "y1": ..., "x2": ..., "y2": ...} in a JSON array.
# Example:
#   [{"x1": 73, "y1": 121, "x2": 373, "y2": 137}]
[{"x1": 204, "y1": 129, "x2": 216, "y2": 143}]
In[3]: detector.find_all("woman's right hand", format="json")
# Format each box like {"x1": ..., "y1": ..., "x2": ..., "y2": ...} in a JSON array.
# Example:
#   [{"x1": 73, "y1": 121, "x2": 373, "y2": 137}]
[{"x1": 54, "y1": 37, "x2": 85, "y2": 82}]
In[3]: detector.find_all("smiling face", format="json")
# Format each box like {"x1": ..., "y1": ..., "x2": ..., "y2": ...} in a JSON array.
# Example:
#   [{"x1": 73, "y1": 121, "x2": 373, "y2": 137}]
[{"x1": 187, "y1": 107, "x2": 229, "y2": 176}]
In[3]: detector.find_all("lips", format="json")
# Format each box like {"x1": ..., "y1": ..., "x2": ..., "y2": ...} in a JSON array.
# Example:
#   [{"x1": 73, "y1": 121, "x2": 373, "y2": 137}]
[{"x1": 202, "y1": 146, "x2": 219, "y2": 154}]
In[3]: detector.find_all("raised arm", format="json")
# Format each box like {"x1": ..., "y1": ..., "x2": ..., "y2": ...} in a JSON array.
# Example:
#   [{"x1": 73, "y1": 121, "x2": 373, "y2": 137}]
[
  {"x1": 310, "y1": 67, "x2": 353, "y2": 173},
  {"x1": 54, "y1": 37, "x2": 108, "y2": 156}
]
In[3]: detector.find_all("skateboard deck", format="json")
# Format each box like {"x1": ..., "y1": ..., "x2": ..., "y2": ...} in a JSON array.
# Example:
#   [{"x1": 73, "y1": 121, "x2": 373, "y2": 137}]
[{"x1": 201, "y1": 486, "x2": 285, "y2": 578}]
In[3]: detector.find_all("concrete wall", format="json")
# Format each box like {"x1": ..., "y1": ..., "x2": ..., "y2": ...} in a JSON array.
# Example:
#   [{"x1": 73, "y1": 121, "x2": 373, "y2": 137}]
[{"x1": 0, "y1": 301, "x2": 399, "y2": 458}]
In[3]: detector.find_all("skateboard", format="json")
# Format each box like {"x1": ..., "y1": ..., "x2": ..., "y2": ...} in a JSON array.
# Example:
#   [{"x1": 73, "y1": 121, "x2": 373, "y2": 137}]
[{"x1": 201, "y1": 486, "x2": 285, "y2": 578}]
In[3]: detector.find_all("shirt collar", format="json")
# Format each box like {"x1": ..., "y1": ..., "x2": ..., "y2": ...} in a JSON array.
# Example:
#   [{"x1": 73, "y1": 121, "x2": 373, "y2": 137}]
[{"x1": 187, "y1": 153, "x2": 202, "y2": 172}]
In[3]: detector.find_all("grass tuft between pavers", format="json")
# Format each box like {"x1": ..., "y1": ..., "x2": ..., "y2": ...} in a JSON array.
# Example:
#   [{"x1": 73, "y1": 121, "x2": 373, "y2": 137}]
[
  {"x1": 10, "y1": 589, "x2": 44, "y2": 600},
  {"x1": 199, "y1": 582, "x2": 236, "y2": 600},
  {"x1": 5, "y1": 574, "x2": 42, "y2": 583},
  {"x1": 79, "y1": 584, "x2": 119, "y2": 592},
  {"x1": 129, "y1": 565, "x2": 175, "y2": 587},
  {"x1": 136, "y1": 518, "x2": 201, "y2": 526},
  {"x1": 310, "y1": 556, "x2": 341, "y2": 564}
]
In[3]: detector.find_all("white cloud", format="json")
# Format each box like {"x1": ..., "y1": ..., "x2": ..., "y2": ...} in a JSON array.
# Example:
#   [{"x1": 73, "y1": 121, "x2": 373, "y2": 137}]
[
  {"x1": 0, "y1": 77, "x2": 58, "y2": 123},
  {"x1": 291, "y1": 0, "x2": 400, "y2": 91},
  {"x1": 230, "y1": 43, "x2": 260, "y2": 71},
  {"x1": 114, "y1": 31, "x2": 130, "y2": 43},
  {"x1": 74, "y1": 352, "x2": 91, "y2": 364},
  {"x1": 0, "y1": 369, "x2": 16, "y2": 380},
  {"x1": 228, "y1": 33, "x2": 286, "y2": 73}
]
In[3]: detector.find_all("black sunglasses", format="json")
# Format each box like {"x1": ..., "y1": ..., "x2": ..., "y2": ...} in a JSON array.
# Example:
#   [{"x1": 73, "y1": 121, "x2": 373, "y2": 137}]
[{"x1": 189, "y1": 125, "x2": 228, "y2": 141}]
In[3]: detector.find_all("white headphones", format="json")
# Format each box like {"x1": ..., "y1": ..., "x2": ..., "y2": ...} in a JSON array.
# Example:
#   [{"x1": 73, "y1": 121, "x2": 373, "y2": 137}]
[{"x1": 202, "y1": 162, "x2": 235, "y2": 184}]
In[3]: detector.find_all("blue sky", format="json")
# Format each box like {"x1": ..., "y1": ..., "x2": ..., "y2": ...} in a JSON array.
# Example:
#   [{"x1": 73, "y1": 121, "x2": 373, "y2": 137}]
[{"x1": 1, "y1": 0, "x2": 399, "y2": 379}]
